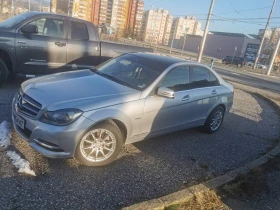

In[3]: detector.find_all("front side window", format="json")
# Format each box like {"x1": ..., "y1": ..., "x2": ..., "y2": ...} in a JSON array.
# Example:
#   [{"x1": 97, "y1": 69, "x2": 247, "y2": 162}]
[
  {"x1": 161, "y1": 66, "x2": 190, "y2": 91},
  {"x1": 191, "y1": 66, "x2": 219, "y2": 88},
  {"x1": 94, "y1": 54, "x2": 162, "y2": 90},
  {"x1": 24, "y1": 18, "x2": 64, "y2": 38},
  {"x1": 71, "y1": 21, "x2": 89, "y2": 40}
]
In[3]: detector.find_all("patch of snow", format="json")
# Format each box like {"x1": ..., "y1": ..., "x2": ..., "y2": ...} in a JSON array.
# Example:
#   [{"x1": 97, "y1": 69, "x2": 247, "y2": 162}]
[
  {"x1": 0, "y1": 121, "x2": 11, "y2": 147},
  {"x1": 7, "y1": 151, "x2": 36, "y2": 176},
  {"x1": 0, "y1": 121, "x2": 36, "y2": 176}
]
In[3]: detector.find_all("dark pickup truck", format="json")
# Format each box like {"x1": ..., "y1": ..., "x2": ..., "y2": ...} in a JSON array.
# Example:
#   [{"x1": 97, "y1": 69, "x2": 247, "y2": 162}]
[{"x1": 0, "y1": 12, "x2": 153, "y2": 86}]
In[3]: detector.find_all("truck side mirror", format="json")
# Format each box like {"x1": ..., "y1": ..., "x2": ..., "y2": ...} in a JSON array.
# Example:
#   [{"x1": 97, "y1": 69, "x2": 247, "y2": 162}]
[{"x1": 21, "y1": 25, "x2": 38, "y2": 34}]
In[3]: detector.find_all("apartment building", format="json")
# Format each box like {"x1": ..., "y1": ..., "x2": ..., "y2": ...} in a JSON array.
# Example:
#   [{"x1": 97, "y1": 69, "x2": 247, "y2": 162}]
[
  {"x1": 142, "y1": 9, "x2": 171, "y2": 45},
  {"x1": 72, "y1": 0, "x2": 92, "y2": 21},
  {"x1": 52, "y1": 0, "x2": 91, "y2": 21},
  {"x1": 91, "y1": 0, "x2": 100, "y2": 24},
  {"x1": 126, "y1": 0, "x2": 144, "y2": 37},
  {"x1": 170, "y1": 16, "x2": 202, "y2": 40},
  {"x1": 163, "y1": 14, "x2": 173, "y2": 45}
]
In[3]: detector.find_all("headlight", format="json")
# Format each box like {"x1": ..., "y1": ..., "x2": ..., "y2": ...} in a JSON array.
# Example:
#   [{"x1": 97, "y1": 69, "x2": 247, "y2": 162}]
[{"x1": 39, "y1": 109, "x2": 83, "y2": 126}]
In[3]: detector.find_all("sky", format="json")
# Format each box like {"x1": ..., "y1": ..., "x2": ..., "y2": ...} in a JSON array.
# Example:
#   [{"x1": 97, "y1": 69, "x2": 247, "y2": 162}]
[{"x1": 144, "y1": 0, "x2": 280, "y2": 35}]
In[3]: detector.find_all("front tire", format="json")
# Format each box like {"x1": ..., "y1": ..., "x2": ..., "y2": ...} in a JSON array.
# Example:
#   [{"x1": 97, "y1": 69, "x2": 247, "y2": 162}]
[
  {"x1": 202, "y1": 106, "x2": 225, "y2": 134},
  {"x1": 0, "y1": 59, "x2": 9, "y2": 87},
  {"x1": 75, "y1": 121, "x2": 124, "y2": 166}
]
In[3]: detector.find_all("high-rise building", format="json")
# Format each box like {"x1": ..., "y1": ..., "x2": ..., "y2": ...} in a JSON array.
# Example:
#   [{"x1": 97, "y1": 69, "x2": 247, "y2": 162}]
[
  {"x1": 110, "y1": 0, "x2": 130, "y2": 35},
  {"x1": 170, "y1": 16, "x2": 202, "y2": 40},
  {"x1": 72, "y1": 0, "x2": 92, "y2": 21},
  {"x1": 91, "y1": 0, "x2": 101, "y2": 25},
  {"x1": 142, "y1": 9, "x2": 171, "y2": 45},
  {"x1": 126, "y1": 0, "x2": 144, "y2": 37},
  {"x1": 51, "y1": 0, "x2": 91, "y2": 21},
  {"x1": 163, "y1": 14, "x2": 173, "y2": 45}
]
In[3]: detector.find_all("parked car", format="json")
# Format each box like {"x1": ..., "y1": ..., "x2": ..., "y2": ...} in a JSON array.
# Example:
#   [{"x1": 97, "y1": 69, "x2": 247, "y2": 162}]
[
  {"x1": 0, "y1": 12, "x2": 153, "y2": 86},
  {"x1": 222, "y1": 56, "x2": 246, "y2": 67},
  {"x1": 246, "y1": 62, "x2": 268, "y2": 69},
  {"x1": 12, "y1": 53, "x2": 234, "y2": 166}
]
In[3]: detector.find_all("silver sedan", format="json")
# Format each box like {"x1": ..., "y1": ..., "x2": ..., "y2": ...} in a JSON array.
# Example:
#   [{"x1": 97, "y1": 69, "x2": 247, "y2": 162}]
[{"x1": 12, "y1": 53, "x2": 234, "y2": 166}]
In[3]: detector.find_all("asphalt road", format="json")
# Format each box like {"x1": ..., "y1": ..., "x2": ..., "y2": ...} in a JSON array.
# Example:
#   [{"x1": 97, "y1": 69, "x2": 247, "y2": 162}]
[
  {"x1": 0, "y1": 78, "x2": 279, "y2": 209},
  {"x1": 214, "y1": 67, "x2": 280, "y2": 93}
]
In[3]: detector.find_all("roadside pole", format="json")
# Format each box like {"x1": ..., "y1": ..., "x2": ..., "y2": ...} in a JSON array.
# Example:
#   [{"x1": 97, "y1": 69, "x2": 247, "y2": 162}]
[
  {"x1": 253, "y1": 0, "x2": 276, "y2": 69},
  {"x1": 181, "y1": 28, "x2": 189, "y2": 58},
  {"x1": 29, "y1": 0, "x2": 31, "y2": 11},
  {"x1": 231, "y1": 46, "x2": 237, "y2": 65},
  {"x1": 197, "y1": 0, "x2": 215, "y2": 62},
  {"x1": 267, "y1": 36, "x2": 280, "y2": 75},
  {"x1": 181, "y1": 34, "x2": 187, "y2": 57}
]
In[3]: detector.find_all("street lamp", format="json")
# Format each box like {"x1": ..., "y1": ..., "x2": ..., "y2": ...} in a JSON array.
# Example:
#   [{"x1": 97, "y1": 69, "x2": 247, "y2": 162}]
[{"x1": 181, "y1": 27, "x2": 189, "y2": 57}]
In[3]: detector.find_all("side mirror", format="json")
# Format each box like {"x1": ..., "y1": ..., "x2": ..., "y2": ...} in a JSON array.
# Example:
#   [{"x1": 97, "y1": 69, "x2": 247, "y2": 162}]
[
  {"x1": 157, "y1": 87, "x2": 174, "y2": 99},
  {"x1": 21, "y1": 24, "x2": 38, "y2": 34}
]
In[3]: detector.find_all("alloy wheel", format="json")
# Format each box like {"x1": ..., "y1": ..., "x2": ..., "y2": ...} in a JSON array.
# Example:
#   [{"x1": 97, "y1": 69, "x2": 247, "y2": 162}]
[
  {"x1": 210, "y1": 110, "x2": 223, "y2": 131},
  {"x1": 80, "y1": 129, "x2": 117, "y2": 162}
]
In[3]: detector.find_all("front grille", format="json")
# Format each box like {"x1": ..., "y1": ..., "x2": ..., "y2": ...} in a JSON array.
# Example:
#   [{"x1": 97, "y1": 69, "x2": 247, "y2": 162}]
[{"x1": 16, "y1": 92, "x2": 42, "y2": 118}]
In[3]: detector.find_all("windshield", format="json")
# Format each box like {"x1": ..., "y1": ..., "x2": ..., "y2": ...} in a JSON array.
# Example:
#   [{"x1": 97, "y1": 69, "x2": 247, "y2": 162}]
[
  {"x1": 94, "y1": 54, "x2": 162, "y2": 90},
  {"x1": 0, "y1": 13, "x2": 34, "y2": 28}
]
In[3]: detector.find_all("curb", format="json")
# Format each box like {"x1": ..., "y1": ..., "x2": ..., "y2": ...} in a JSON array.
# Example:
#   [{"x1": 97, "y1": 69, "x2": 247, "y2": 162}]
[{"x1": 123, "y1": 93, "x2": 280, "y2": 210}]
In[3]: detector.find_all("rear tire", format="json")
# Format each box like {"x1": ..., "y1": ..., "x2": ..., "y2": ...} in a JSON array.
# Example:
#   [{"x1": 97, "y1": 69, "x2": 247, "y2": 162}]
[
  {"x1": 0, "y1": 59, "x2": 9, "y2": 87},
  {"x1": 202, "y1": 106, "x2": 225, "y2": 134},
  {"x1": 75, "y1": 121, "x2": 124, "y2": 167}
]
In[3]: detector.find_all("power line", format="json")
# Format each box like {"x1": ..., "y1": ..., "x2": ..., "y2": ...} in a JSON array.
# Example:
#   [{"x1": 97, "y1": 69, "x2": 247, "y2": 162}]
[
  {"x1": 172, "y1": 4, "x2": 280, "y2": 17},
  {"x1": 227, "y1": 0, "x2": 248, "y2": 19}
]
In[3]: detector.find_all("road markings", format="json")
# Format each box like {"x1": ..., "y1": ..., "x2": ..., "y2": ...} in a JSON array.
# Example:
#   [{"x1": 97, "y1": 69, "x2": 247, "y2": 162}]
[{"x1": 230, "y1": 72, "x2": 240, "y2": 75}]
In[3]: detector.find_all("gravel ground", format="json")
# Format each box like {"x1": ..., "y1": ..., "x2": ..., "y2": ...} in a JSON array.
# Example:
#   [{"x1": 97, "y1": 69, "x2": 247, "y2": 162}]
[{"x1": 0, "y1": 80, "x2": 279, "y2": 209}]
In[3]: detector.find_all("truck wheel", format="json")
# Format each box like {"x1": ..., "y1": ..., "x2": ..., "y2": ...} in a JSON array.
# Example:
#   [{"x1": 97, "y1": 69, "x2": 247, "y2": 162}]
[
  {"x1": 0, "y1": 59, "x2": 9, "y2": 87},
  {"x1": 75, "y1": 121, "x2": 124, "y2": 166}
]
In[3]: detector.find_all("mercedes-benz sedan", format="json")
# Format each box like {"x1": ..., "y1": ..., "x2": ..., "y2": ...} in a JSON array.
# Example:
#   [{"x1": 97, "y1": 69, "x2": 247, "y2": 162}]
[{"x1": 12, "y1": 53, "x2": 234, "y2": 166}]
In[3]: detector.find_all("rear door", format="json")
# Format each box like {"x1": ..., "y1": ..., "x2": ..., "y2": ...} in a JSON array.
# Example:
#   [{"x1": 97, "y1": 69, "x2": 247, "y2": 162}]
[
  {"x1": 15, "y1": 17, "x2": 68, "y2": 75},
  {"x1": 188, "y1": 65, "x2": 222, "y2": 123},
  {"x1": 66, "y1": 20, "x2": 100, "y2": 70}
]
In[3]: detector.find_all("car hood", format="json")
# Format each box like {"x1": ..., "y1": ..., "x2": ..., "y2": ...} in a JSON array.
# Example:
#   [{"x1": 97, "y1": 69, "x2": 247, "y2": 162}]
[{"x1": 21, "y1": 70, "x2": 141, "y2": 111}]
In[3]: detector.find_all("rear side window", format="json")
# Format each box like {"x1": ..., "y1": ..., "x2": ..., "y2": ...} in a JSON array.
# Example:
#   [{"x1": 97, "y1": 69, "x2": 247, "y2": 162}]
[
  {"x1": 190, "y1": 66, "x2": 219, "y2": 88},
  {"x1": 71, "y1": 21, "x2": 89, "y2": 40}
]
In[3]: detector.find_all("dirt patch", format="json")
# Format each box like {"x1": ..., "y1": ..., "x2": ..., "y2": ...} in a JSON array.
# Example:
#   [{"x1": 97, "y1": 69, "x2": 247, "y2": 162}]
[
  {"x1": 166, "y1": 190, "x2": 229, "y2": 210},
  {"x1": 0, "y1": 147, "x2": 15, "y2": 178}
]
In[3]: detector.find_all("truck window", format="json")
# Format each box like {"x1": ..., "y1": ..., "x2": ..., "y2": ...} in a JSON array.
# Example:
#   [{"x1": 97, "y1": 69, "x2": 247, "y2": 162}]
[
  {"x1": 71, "y1": 21, "x2": 89, "y2": 40},
  {"x1": 24, "y1": 18, "x2": 64, "y2": 38}
]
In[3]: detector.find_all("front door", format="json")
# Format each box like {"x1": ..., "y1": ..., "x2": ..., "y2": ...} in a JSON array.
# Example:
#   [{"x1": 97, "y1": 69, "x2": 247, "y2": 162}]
[
  {"x1": 16, "y1": 17, "x2": 67, "y2": 75},
  {"x1": 141, "y1": 65, "x2": 198, "y2": 136}
]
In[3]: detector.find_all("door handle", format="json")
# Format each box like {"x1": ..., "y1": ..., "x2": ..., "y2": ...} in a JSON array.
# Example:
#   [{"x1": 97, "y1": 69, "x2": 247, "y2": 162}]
[
  {"x1": 212, "y1": 89, "x2": 217, "y2": 94},
  {"x1": 95, "y1": 46, "x2": 100, "y2": 51},
  {"x1": 182, "y1": 95, "x2": 191, "y2": 101},
  {"x1": 55, "y1": 42, "x2": 66, "y2": 47},
  {"x1": 18, "y1": 41, "x2": 26, "y2": 44}
]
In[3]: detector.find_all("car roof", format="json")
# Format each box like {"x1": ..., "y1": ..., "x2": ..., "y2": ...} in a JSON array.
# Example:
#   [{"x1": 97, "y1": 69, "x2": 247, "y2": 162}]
[{"x1": 128, "y1": 52, "x2": 190, "y2": 68}]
